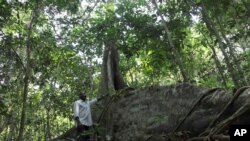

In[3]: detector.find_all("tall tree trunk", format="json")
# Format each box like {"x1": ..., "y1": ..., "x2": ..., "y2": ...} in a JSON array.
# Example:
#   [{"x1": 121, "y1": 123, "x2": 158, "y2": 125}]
[
  {"x1": 16, "y1": 7, "x2": 36, "y2": 141},
  {"x1": 151, "y1": 0, "x2": 189, "y2": 82},
  {"x1": 46, "y1": 109, "x2": 51, "y2": 141},
  {"x1": 215, "y1": 16, "x2": 248, "y2": 86},
  {"x1": 99, "y1": 0, "x2": 127, "y2": 96},
  {"x1": 99, "y1": 41, "x2": 127, "y2": 96},
  {"x1": 199, "y1": 3, "x2": 241, "y2": 88},
  {"x1": 208, "y1": 40, "x2": 228, "y2": 88},
  {"x1": 98, "y1": 1, "x2": 127, "y2": 139}
]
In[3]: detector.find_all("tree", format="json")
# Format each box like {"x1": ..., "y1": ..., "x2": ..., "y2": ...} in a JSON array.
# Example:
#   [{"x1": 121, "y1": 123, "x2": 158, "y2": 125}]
[
  {"x1": 152, "y1": 0, "x2": 189, "y2": 82},
  {"x1": 17, "y1": 3, "x2": 40, "y2": 140},
  {"x1": 98, "y1": 0, "x2": 127, "y2": 96},
  {"x1": 197, "y1": 2, "x2": 241, "y2": 88}
]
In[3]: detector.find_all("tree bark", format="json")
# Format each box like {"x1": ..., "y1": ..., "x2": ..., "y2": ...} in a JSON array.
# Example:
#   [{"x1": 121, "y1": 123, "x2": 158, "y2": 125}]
[{"x1": 99, "y1": 41, "x2": 127, "y2": 96}]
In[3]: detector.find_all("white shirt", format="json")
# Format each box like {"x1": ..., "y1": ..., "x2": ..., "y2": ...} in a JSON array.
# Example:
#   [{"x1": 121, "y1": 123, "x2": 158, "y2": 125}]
[{"x1": 73, "y1": 98, "x2": 97, "y2": 126}]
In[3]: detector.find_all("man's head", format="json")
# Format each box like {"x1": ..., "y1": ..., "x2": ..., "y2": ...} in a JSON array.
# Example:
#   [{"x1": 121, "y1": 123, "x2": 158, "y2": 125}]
[{"x1": 79, "y1": 92, "x2": 87, "y2": 101}]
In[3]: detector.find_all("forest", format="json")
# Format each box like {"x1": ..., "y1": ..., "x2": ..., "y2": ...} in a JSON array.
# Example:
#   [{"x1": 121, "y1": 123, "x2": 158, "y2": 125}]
[{"x1": 0, "y1": 0, "x2": 250, "y2": 141}]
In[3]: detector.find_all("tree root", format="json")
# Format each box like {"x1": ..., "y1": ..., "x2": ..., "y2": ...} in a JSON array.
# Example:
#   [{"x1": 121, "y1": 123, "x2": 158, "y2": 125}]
[
  {"x1": 206, "y1": 86, "x2": 250, "y2": 130},
  {"x1": 187, "y1": 87, "x2": 250, "y2": 141},
  {"x1": 174, "y1": 88, "x2": 223, "y2": 132},
  {"x1": 189, "y1": 87, "x2": 250, "y2": 141},
  {"x1": 208, "y1": 96, "x2": 250, "y2": 135}
]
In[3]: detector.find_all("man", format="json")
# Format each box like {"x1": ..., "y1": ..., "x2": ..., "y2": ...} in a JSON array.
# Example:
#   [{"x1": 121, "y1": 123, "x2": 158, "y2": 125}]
[{"x1": 73, "y1": 92, "x2": 106, "y2": 141}]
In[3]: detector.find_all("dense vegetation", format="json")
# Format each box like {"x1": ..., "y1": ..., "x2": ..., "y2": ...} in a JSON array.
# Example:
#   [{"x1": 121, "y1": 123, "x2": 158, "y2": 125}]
[{"x1": 0, "y1": 0, "x2": 249, "y2": 140}]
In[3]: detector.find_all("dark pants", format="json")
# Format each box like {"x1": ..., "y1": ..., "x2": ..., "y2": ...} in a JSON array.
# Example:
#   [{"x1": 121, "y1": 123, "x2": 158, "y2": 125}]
[{"x1": 77, "y1": 125, "x2": 91, "y2": 141}]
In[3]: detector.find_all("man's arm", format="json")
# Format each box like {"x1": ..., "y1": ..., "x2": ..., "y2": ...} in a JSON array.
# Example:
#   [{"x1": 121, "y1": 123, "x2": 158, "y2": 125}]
[
  {"x1": 73, "y1": 101, "x2": 81, "y2": 126},
  {"x1": 74, "y1": 117, "x2": 81, "y2": 126},
  {"x1": 89, "y1": 95, "x2": 108, "y2": 105}
]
